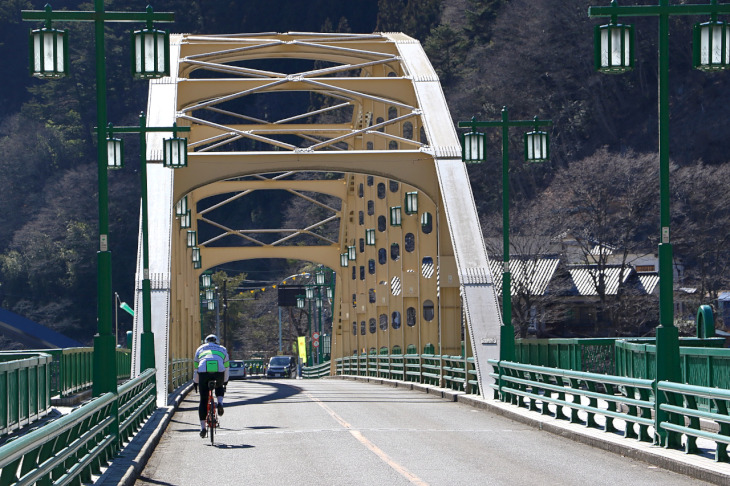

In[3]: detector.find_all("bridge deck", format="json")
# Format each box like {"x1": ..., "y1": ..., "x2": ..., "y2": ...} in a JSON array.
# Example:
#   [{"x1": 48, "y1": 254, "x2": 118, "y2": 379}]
[{"x1": 131, "y1": 379, "x2": 711, "y2": 485}]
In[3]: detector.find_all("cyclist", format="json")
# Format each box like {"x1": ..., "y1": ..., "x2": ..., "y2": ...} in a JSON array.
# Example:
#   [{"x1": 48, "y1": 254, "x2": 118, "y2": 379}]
[{"x1": 193, "y1": 334, "x2": 229, "y2": 438}]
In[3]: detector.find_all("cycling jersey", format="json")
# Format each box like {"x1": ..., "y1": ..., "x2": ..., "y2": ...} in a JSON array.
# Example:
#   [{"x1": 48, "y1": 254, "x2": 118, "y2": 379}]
[{"x1": 194, "y1": 342, "x2": 230, "y2": 382}]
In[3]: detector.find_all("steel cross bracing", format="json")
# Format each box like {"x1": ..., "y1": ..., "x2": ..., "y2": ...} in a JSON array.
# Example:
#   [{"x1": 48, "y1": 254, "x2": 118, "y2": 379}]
[{"x1": 134, "y1": 32, "x2": 501, "y2": 401}]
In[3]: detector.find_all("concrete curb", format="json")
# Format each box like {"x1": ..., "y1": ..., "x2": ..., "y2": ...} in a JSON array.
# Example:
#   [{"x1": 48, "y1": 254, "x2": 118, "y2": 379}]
[
  {"x1": 95, "y1": 382, "x2": 193, "y2": 485},
  {"x1": 332, "y1": 375, "x2": 730, "y2": 485}
]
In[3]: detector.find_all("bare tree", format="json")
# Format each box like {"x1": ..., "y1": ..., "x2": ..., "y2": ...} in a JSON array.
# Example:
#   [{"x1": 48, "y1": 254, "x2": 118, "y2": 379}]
[
  {"x1": 533, "y1": 148, "x2": 659, "y2": 335},
  {"x1": 673, "y1": 162, "x2": 730, "y2": 320}
]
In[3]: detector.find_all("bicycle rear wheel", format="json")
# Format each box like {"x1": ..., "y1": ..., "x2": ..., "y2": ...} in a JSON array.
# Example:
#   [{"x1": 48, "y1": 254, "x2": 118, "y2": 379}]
[{"x1": 209, "y1": 416, "x2": 215, "y2": 445}]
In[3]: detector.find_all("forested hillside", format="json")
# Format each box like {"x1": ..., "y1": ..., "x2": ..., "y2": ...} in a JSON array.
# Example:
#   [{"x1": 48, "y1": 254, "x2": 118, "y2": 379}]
[{"x1": 0, "y1": 0, "x2": 728, "y2": 349}]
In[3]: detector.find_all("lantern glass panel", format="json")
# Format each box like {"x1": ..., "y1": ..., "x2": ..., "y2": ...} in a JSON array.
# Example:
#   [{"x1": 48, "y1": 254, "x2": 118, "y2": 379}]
[
  {"x1": 132, "y1": 29, "x2": 169, "y2": 78},
  {"x1": 462, "y1": 131, "x2": 485, "y2": 163},
  {"x1": 106, "y1": 138, "x2": 123, "y2": 169},
  {"x1": 405, "y1": 192, "x2": 418, "y2": 215},
  {"x1": 596, "y1": 23, "x2": 633, "y2": 73},
  {"x1": 525, "y1": 131, "x2": 549, "y2": 162},
  {"x1": 366, "y1": 229, "x2": 375, "y2": 245},
  {"x1": 31, "y1": 28, "x2": 68, "y2": 78},
  {"x1": 207, "y1": 300, "x2": 214, "y2": 310},
  {"x1": 163, "y1": 137, "x2": 187, "y2": 168},
  {"x1": 390, "y1": 206, "x2": 402, "y2": 226},
  {"x1": 181, "y1": 210, "x2": 191, "y2": 229},
  {"x1": 694, "y1": 21, "x2": 730, "y2": 71}
]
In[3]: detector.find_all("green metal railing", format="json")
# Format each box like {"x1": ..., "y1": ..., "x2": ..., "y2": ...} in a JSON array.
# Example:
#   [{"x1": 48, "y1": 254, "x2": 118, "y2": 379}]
[
  {"x1": 301, "y1": 361, "x2": 331, "y2": 379},
  {"x1": 335, "y1": 354, "x2": 480, "y2": 394},
  {"x1": 0, "y1": 353, "x2": 53, "y2": 437},
  {"x1": 658, "y1": 381, "x2": 730, "y2": 461},
  {"x1": 514, "y1": 336, "x2": 725, "y2": 375},
  {"x1": 169, "y1": 359, "x2": 194, "y2": 392},
  {"x1": 489, "y1": 359, "x2": 730, "y2": 463},
  {"x1": 0, "y1": 368, "x2": 156, "y2": 485}
]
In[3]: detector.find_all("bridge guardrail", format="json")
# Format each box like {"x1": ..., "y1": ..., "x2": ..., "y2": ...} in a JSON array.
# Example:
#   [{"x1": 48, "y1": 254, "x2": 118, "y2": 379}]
[
  {"x1": 334, "y1": 354, "x2": 480, "y2": 394},
  {"x1": 169, "y1": 359, "x2": 194, "y2": 392},
  {"x1": 0, "y1": 353, "x2": 53, "y2": 436},
  {"x1": 301, "y1": 361, "x2": 331, "y2": 379},
  {"x1": 0, "y1": 368, "x2": 156, "y2": 485},
  {"x1": 658, "y1": 381, "x2": 730, "y2": 461},
  {"x1": 490, "y1": 359, "x2": 656, "y2": 442},
  {"x1": 490, "y1": 359, "x2": 730, "y2": 463}
]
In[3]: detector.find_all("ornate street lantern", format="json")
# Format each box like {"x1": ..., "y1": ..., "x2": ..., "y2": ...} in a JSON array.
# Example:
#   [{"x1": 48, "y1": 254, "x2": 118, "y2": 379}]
[
  {"x1": 348, "y1": 245, "x2": 356, "y2": 261},
  {"x1": 201, "y1": 273, "x2": 212, "y2": 289},
  {"x1": 694, "y1": 18, "x2": 730, "y2": 71},
  {"x1": 131, "y1": 8, "x2": 170, "y2": 79},
  {"x1": 404, "y1": 192, "x2": 418, "y2": 215},
  {"x1": 106, "y1": 130, "x2": 124, "y2": 169},
  {"x1": 340, "y1": 253, "x2": 349, "y2": 267},
  {"x1": 524, "y1": 119, "x2": 550, "y2": 162},
  {"x1": 163, "y1": 124, "x2": 187, "y2": 168},
  {"x1": 594, "y1": 21, "x2": 634, "y2": 73},
  {"x1": 365, "y1": 229, "x2": 376, "y2": 246},
  {"x1": 296, "y1": 295, "x2": 305, "y2": 309},
  {"x1": 461, "y1": 124, "x2": 487, "y2": 163},
  {"x1": 180, "y1": 210, "x2": 192, "y2": 229},
  {"x1": 29, "y1": 21, "x2": 68, "y2": 78},
  {"x1": 390, "y1": 206, "x2": 402, "y2": 226},
  {"x1": 176, "y1": 196, "x2": 188, "y2": 217},
  {"x1": 186, "y1": 230, "x2": 197, "y2": 248}
]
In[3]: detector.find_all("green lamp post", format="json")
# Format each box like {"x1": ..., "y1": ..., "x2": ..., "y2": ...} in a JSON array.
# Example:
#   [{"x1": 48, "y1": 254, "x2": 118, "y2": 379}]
[
  {"x1": 103, "y1": 113, "x2": 189, "y2": 372},
  {"x1": 23, "y1": 2, "x2": 175, "y2": 399},
  {"x1": 458, "y1": 108, "x2": 552, "y2": 363},
  {"x1": 588, "y1": 0, "x2": 730, "y2": 447}
]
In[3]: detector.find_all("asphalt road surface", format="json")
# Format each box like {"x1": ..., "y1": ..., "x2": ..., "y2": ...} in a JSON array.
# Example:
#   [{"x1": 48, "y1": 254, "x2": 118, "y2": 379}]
[{"x1": 136, "y1": 378, "x2": 709, "y2": 486}]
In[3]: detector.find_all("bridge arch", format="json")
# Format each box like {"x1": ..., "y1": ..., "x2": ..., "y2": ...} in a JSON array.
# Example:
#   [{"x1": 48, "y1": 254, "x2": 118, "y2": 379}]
[{"x1": 134, "y1": 32, "x2": 501, "y2": 403}]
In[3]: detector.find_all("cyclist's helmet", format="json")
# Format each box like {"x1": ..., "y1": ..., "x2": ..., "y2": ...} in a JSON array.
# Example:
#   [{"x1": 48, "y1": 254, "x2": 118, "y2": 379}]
[{"x1": 205, "y1": 334, "x2": 218, "y2": 344}]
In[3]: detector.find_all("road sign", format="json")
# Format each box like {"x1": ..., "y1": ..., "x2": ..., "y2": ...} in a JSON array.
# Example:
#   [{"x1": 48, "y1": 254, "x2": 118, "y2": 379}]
[
  {"x1": 312, "y1": 332, "x2": 320, "y2": 340},
  {"x1": 313, "y1": 339, "x2": 320, "y2": 348}
]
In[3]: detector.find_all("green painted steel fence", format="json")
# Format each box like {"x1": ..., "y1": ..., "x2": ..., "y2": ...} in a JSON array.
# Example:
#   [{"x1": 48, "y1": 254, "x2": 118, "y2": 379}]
[
  {"x1": 489, "y1": 359, "x2": 730, "y2": 464},
  {"x1": 658, "y1": 381, "x2": 730, "y2": 461},
  {"x1": 0, "y1": 368, "x2": 156, "y2": 485},
  {"x1": 335, "y1": 354, "x2": 480, "y2": 394},
  {"x1": 514, "y1": 337, "x2": 725, "y2": 375},
  {"x1": 169, "y1": 358, "x2": 194, "y2": 392},
  {"x1": 301, "y1": 361, "x2": 331, "y2": 378},
  {"x1": 0, "y1": 353, "x2": 52, "y2": 437}
]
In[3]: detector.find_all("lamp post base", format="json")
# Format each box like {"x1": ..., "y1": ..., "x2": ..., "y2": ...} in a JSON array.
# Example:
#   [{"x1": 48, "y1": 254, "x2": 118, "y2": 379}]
[
  {"x1": 92, "y1": 333, "x2": 118, "y2": 397},
  {"x1": 655, "y1": 324, "x2": 681, "y2": 448}
]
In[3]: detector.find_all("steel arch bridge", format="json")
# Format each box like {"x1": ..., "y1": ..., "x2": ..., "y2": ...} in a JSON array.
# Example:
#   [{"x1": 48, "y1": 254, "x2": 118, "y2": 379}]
[{"x1": 130, "y1": 32, "x2": 502, "y2": 402}]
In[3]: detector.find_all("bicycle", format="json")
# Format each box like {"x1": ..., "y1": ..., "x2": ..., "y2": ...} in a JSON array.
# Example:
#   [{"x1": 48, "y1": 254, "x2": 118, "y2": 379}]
[{"x1": 205, "y1": 379, "x2": 219, "y2": 446}]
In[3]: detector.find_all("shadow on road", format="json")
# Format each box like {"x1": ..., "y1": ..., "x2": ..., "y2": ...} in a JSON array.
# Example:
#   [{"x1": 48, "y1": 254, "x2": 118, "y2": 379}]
[{"x1": 223, "y1": 380, "x2": 302, "y2": 407}]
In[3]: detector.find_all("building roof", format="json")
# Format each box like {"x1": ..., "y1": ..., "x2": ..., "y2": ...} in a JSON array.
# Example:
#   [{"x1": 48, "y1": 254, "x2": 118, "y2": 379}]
[
  {"x1": 637, "y1": 274, "x2": 660, "y2": 295},
  {"x1": 567, "y1": 265, "x2": 631, "y2": 296},
  {"x1": 488, "y1": 258, "x2": 560, "y2": 296}
]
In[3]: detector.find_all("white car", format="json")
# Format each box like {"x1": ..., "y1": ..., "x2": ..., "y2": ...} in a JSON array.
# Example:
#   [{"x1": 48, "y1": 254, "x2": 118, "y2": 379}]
[{"x1": 229, "y1": 360, "x2": 247, "y2": 380}]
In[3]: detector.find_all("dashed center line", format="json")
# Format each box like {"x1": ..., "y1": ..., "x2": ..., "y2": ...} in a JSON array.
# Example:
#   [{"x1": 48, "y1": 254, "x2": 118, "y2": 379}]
[{"x1": 304, "y1": 391, "x2": 430, "y2": 486}]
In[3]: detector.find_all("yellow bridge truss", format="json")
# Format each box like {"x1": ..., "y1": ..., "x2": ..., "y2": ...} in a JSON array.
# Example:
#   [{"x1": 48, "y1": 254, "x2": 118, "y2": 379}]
[{"x1": 130, "y1": 32, "x2": 502, "y2": 402}]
